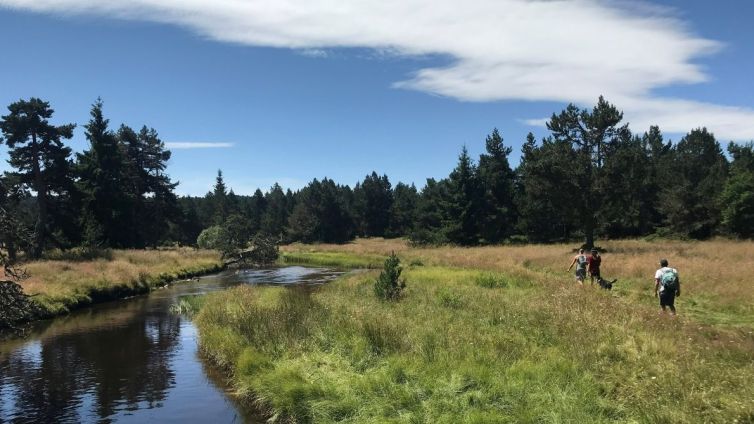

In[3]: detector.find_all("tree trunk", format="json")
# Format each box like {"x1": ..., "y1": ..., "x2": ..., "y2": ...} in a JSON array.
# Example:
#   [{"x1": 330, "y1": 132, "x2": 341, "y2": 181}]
[
  {"x1": 31, "y1": 133, "x2": 47, "y2": 259},
  {"x1": 6, "y1": 237, "x2": 17, "y2": 263}
]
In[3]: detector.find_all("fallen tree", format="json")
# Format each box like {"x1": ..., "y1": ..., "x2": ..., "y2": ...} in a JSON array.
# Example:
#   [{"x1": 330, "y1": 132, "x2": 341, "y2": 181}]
[{"x1": 0, "y1": 279, "x2": 39, "y2": 329}]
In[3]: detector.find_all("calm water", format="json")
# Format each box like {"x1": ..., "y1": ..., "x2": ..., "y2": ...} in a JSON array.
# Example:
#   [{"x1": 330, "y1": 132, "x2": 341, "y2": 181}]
[{"x1": 0, "y1": 266, "x2": 345, "y2": 424}]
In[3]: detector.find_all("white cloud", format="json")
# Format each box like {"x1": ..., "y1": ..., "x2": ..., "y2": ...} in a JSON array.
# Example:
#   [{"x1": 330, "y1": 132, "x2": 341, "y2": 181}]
[
  {"x1": 2, "y1": 0, "x2": 752, "y2": 139},
  {"x1": 298, "y1": 48, "x2": 329, "y2": 58},
  {"x1": 166, "y1": 142, "x2": 234, "y2": 149}
]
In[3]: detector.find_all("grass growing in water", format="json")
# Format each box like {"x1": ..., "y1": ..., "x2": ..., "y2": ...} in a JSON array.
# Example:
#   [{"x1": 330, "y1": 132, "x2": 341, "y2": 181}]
[{"x1": 197, "y1": 239, "x2": 754, "y2": 423}]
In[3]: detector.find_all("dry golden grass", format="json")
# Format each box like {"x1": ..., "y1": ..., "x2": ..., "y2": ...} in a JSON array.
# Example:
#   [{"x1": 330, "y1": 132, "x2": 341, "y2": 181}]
[
  {"x1": 19, "y1": 248, "x2": 223, "y2": 315},
  {"x1": 283, "y1": 237, "x2": 754, "y2": 327}
]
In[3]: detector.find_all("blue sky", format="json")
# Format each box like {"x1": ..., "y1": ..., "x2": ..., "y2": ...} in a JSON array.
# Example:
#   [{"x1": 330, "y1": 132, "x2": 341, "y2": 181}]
[{"x1": 1, "y1": 0, "x2": 753, "y2": 195}]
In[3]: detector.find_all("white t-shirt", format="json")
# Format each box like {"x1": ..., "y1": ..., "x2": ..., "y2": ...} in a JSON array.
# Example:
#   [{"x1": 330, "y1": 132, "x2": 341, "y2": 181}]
[{"x1": 654, "y1": 267, "x2": 678, "y2": 293}]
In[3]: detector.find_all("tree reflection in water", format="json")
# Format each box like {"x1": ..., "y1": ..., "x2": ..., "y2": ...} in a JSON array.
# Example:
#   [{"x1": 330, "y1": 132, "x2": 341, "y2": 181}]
[{"x1": 1, "y1": 296, "x2": 179, "y2": 422}]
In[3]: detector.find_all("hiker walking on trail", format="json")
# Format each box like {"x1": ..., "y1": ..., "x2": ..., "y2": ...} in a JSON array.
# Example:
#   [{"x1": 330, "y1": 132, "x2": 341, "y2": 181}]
[
  {"x1": 568, "y1": 249, "x2": 588, "y2": 285},
  {"x1": 654, "y1": 259, "x2": 681, "y2": 315},
  {"x1": 587, "y1": 249, "x2": 602, "y2": 286}
]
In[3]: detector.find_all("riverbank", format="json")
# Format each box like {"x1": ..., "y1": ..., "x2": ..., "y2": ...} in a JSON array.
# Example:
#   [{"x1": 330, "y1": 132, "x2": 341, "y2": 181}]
[
  {"x1": 16, "y1": 248, "x2": 224, "y2": 321},
  {"x1": 196, "y1": 238, "x2": 754, "y2": 423}
]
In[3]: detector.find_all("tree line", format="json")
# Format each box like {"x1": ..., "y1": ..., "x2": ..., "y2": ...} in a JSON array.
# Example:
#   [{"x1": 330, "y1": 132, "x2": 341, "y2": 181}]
[{"x1": 1, "y1": 96, "x2": 753, "y2": 259}]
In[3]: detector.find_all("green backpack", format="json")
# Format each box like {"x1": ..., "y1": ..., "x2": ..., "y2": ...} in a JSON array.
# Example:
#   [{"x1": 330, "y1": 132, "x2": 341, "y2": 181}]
[{"x1": 660, "y1": 269, "x2": 678, "y2": 291}]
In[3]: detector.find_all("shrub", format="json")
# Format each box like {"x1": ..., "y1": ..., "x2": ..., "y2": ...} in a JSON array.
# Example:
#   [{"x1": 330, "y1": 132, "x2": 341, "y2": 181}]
[
  {"x1": 246, "y1": 235, "x2": 280, "y2": 265},
  {"x1": 197, "y1": 225, "x2": 235, "y2": 257},
  {"x1": 437, "y1": 288, "x2": 463, "y2": 308},
  {"x1": 475, "y1": 273, "x2": 509, "y2": 289},
  {"x1": 374, "y1": 253, "x2": 406, "y2": 301},
  {"x1": 408, "y1": 228, "x2": 446, "y2": 247}
]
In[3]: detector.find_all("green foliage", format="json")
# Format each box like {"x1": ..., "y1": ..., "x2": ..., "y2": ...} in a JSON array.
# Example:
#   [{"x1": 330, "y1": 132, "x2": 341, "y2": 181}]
[
  {"x1": 0, "y1": 97, "x2": 76, "y2": 258},
  {"x1": 544, "y1": 96, "x2": 629, "y2": 247},
  {"x1": 475, "y1": 272, "x2": 510, "y2": 288},
  {"x1": 282, "y1": 251, "x2": 385, "y2": 269},
  {"x1": 409, "y1": 178, "x2": 449, "y2": 245},
  {"x1": 721, "y1": 142, "x2": 754, "y2": 238},
  {"x1": 169, "y1": 295, "x2": 206, "y2": 316},
  {"x1": 3, "y1": 96, "x2": 753, "y2": 253},
  {"x1": 478, "y1": 128, "x2": 517, "y2": 243},
  {"x1": 77, "y1": 99, "x2": 132, "y2": 248},
  {"x1": 445, "y1": 146, "x2": 481, "y2": 245},
  {"x1": 196, "y1": 225, "x2": 233, "y2": 256},
  {"x1": 374, "y1": 252, "x2": 406, "y2": 301},
  {"x1": 661, "y1": 128, "x2": 728, "y2": 239},
  {"x1": 516, "y1": 133, "x2": 581, "y2": 242},
  {"x1": 287, "y1": 178, "x2": 354, "y2": 243},
  {"x1": 353, "y1": 172, "x2": 393, "y2": 237},
  {"x1": 387, "y1": 182, "x2": 418, "y2": 237},
  {"x1": 245, "y1": 234, "x2": 280, "y2": 264},
  {"x1": 260, "y1": 183, "x2": 289, "y2": 239},
  {"x1": 436, "y1": 288, "x2": 463, "y2": 308}
]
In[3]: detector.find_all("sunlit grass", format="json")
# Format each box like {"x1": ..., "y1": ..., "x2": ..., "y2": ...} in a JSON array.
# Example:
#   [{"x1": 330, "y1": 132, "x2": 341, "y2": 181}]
[
  {"x1": 197, "y1": 238, "x2": 754, "y2": 423},
  {"x1": 20, "y1": 248, "x2": 223, "y2": 316}
]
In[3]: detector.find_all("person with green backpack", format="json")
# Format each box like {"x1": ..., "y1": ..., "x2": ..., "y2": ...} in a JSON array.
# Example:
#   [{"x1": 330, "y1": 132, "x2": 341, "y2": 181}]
[{"x1": 654, "y1": 259, "x2": 681, "y2": 315}]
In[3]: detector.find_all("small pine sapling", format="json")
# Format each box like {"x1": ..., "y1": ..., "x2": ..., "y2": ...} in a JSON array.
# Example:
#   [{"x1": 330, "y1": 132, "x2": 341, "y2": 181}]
[{"x1": 374, "y1": 252, "x2": 406, "y2": 301}]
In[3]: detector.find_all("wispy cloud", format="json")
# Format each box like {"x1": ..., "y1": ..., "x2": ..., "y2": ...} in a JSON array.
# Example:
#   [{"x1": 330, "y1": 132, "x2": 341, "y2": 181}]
[
  {"x1": 298, "y1": 48, "x2": 329, "y2": 58},
  {"x1": 2, "y1": 0, "x2": 752, "y2": 139},
  {"x1": 166, "y1": 142, "x2": 234, "y2": 149}
]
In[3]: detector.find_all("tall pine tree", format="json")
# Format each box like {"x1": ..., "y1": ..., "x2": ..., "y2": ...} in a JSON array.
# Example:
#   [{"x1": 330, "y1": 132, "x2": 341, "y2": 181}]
[
  {"x1": 0, "y1": 98, "x2": 75, "y2": 257},
  {"x1": 445, "y1": 146, "x2": 481, "y2": 245},
  {"x1": 546, "y1": 96, "x2": 629, "y2": 247},
  {"x1": 77, "y1": 99, "x2": 130, "y2": 247},
  {"x1": 477, "y1": 128, "x2": 516, "y2": 243}
]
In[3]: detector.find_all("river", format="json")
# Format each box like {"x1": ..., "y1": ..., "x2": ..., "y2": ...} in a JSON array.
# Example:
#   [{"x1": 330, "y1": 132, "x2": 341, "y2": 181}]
[{"x1": 0, "y1": 266, "x2": 345, "y2": 423}]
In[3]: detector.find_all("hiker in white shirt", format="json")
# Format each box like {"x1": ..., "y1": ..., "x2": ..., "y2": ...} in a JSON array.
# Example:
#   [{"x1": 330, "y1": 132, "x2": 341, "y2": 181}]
[{"x1": 654, "y1": 259, "x2": 681, "y2": 315}]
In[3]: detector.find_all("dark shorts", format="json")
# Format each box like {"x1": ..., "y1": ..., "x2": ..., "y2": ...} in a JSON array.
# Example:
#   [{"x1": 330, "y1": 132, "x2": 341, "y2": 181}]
[
  {"x1": 589, "y1": 268, "x2": 601, "y2": 278},
  {"x1": 575, "y1": 269, "x2": 586, "y2": 280},
  {"x1": 659, "y1": 291, "x2": 675, "y2": 308}
]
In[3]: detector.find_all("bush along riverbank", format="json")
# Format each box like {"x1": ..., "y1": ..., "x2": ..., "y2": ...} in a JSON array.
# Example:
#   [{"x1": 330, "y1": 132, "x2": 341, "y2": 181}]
[
  {"x1": 4, "y1": 248, "x2": 224, "y2": 326},
  {"x1": 195, "y1": 239, "x2": 754, "y2": 423}
]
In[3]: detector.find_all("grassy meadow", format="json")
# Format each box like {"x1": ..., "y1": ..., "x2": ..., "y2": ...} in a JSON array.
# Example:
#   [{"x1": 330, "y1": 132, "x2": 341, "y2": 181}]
[
  {"x1": 194, "y1": 238, "x2": 754, "y2": 423},
  {"x1": 19, "y1": 248, "x2": 224, "y2": 316}
]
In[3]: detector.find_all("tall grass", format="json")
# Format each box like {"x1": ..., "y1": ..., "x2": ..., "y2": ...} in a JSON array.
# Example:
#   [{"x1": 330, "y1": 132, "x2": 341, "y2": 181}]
[
  {"x1": 20, "y1": 248, "x2": 223, "y2": 316},
  {"x1": 197, "y1": 238, "x2": 754, "y2": 423}
]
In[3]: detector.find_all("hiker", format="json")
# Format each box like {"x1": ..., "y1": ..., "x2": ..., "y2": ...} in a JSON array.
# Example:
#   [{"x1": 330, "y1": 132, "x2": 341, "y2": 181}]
[
  {"x1": 654, "y1": 259, "x2": 681, "y2": 315},
  {"x1": 567, "y1": 249, "x2": 588, "y2": 285},
  {"x1": 587, "y1": 248, "x2": 602, "y2": 286}
]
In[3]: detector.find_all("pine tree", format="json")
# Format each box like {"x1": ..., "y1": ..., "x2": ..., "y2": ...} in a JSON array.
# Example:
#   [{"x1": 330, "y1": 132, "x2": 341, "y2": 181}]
[
  {"x1": 546, "y1": 96, "x2": 630, "y2": 247},
  {"x1": 721, "y1": 142, "x2": 754, "y2": 238},
  {"x1": 477, "y1": 128, "x2": 516, "y2": 243},
  {"x1": 353, "y1": 172, "x2": 393, "y2": 237},
  {"x1": 287, "y1": 178, "x2": 353, "y2": 243},
  {"x1": 260, "y1": 183, "x2": 289, "y2": 239},
  {"x1": 598, "y1": 132, "x2": 655, "y2": 237},
  {"x1": 211, "y1": 170, "x2": 229, "y2": 225},
  {"x1": 0, "y1": 98, "x2": 75, "y2": 257},
  {"x1": 410, "y1": 178, "x2": 450, "y2": 245},
  {"x1": 388, "y1": 182, "x2": 418, "y2": 237},
  {"x1": 247, "y1": 188, "x2": 267, "y2": 235},
  {"x1": 515, "y1": 133, "x2": 581, "y2": 242},
  {"x1": 445, "y1": 146, "x2": 481, "y2": 245},
  {"x1": 76, "y1": 98, "x2": 130, "y2": 247},
  {"x1": 660, "y1": 128, "x2": 728, "y2": 238}
]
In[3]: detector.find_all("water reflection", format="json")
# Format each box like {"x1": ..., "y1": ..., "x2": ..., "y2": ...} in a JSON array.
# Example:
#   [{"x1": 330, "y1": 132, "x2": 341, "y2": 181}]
[{"x1": 0, "y1": 266, "x2": 344, "y2": 423}]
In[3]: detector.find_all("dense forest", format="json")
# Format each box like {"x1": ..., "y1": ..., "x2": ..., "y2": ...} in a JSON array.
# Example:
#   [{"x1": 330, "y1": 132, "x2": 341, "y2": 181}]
[{"x1": 1, "y1": 96, "x2": 753, "y2": 259}]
